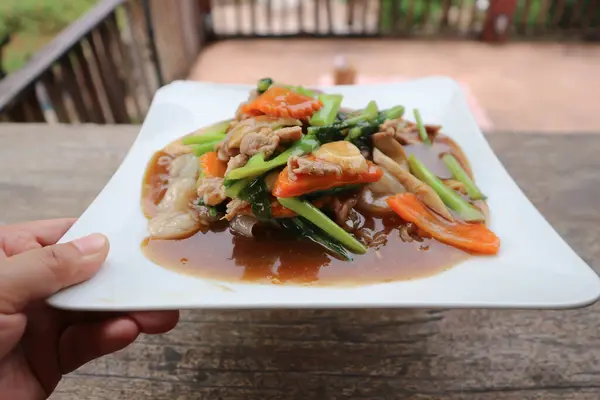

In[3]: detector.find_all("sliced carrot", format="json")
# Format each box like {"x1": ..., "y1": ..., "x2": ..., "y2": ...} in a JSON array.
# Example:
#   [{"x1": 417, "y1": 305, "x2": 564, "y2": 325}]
[
  {"x1": 241, "y1": 86, "x2": 323, "y2": 120},
  {"x1": 199, "y1": 151, "x2": 227, "y2": 178},
  {"x1": 273, "y1": 161, "x2": 383, "y2": 198},
  {"x1": 386, "y1": 193, "x2": 500, "y2": 255}
]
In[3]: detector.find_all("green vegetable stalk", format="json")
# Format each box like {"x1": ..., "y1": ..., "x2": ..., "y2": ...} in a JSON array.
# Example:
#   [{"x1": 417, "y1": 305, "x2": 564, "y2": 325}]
[
  {"x1": 442, "y1": 154, "x2": 487, "y2": 201},
  {"x1": 257, "y1": 77, "x2": 273, "y2": 93},
  {"x1": 345, "y1": 100, "x2": 379, "y2": 125},
  {"x1": 224, "y1": 178, "x2": 251, "y2": 198},
  {"x1": 277, "y1": 197, "x2": 367, "y2": 254},
  {"x1": 377, "y1": 105, "x2": 405, "y2": 122},
  {"x1": 413, "y1": 109, "x2": 431, "y2": 146},
  {"x1": 182, "y1": 131, "x2": 226, "y2": 146},
  {"x1": 310, "y1": 94, "x2": 343, "y2": 126},
  {"x1": 182, "y1": 119, "x2": 231, "y2": 146},
  {"x1": 225, "y1": 135, "x2": 320, "y2": 180},
  {"x1": 408, "y1": 155, "x2": 484, "y2": 222},
  {"x1": 193, "y1": 140, "x2": 222, "y2": 157}
]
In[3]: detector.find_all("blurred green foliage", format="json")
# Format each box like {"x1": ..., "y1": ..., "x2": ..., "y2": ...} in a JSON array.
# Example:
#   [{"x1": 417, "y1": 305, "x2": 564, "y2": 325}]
[{"x1": 0, "y1": 0, "x2": 97, "y2": 73}]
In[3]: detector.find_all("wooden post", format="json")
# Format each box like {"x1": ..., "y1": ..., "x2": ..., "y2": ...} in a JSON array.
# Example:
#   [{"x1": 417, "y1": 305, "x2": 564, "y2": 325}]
[{"x1": 482, "y1": 0, "x2": 519, "y2": 43}]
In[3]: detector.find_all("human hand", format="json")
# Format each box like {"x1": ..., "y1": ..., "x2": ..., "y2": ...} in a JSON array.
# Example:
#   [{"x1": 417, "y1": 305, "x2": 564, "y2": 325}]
[{"x1": 0, "y1": 218, "x2": 179, "y2": 399}]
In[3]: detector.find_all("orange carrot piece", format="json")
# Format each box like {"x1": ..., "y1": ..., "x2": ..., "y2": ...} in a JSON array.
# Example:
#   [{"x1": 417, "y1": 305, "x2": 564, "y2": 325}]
[
  {"x1": 199, "y1": 152, "x2": 227, "y2": 178},
  {"x1": 241, "y1": 86, "x2": 323, "y2": 120},
  {"x1": 273, "y1": 161, "x2": 383, "y2": 198},
  {"x1": 386, "y1": 193, "x2": 500, "y2": 255}
]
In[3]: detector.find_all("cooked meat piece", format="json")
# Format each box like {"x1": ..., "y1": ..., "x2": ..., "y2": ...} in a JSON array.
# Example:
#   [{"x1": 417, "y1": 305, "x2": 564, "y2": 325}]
[
  {"x1": 224, "y1": 198, "x2": 250, "y2": 221},
  {"x1": 379, "y1": 118, "x2": 441, "y2": 145},
  {"x1": 226, "y1": 154, "x2": 249, "y2": 175},
  {"x1": 148, "y1": 211, "x2": 200, "y2": 240},
  {"x1": 273, "y1": 126, "x2": 302, "y2": 143},
  {"x1": 197, "y1": 177, "x2": 226, "y2": 206},
  {"x1": 156, "y1": 178, "x2": 197, "y2": 214},
  {"x1": 288, "y1": 156, "x2": 343, "y2": 181},
  {"x1": 240, "y1": 131, "x2": 280, "y2": 158},
  {"x1": 169, "y1": 153, "x2": 200, "y2": 179},
  {"x1": 331, "y1": 195, "x2": 359, "y2": 227}
]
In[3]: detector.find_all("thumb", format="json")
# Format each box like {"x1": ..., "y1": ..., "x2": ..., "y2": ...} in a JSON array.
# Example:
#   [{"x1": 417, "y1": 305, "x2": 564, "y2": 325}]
[{"x1": 0, "y1": 233, "x2": 109, "y2": 313}]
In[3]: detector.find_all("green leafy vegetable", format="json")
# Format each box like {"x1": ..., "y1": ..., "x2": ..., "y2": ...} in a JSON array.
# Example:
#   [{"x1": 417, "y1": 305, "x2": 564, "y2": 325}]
[
  {"x1": 345, "y1": 121, "x2": 379, "y2": 142},
  {"x1": 279, "y1": 218, "x2": 354, "y2": 261},
  {"x1": 442, "y1": 154, "x2": 487, "y2": 200},
  {"x1": 224, "y1": 178, "x2": 252, "y2": 198},
  {"x1": 413, "y1": 109, "x2": 431, "y2": 145},
  {"x1": 225, "y1": 135, "x2": 320, "y2": 180},
  {"x1": 302, "y1": 184, "x2": 363, "y2": 201},
  {"x1": 408, "y1": 155, "x2": 484, "y2": 222},
  {"x1": 310, "y1": 94, "x2": 343, "y2": 126},
  {"x1": 277, "y1": 197, "x2": 367, "y2": 254},
  {"x1": 238, "y1": 177, "x2": 272, "y2": 220},
  {"x1": 257, "y1": 77, "x2": 273, "y2": 93}
]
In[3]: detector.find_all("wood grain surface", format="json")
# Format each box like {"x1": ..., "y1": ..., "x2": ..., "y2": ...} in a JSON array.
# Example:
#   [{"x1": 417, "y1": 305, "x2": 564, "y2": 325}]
[{"x1": 1, "y1": 124, "x2": 599, "y2": 400}]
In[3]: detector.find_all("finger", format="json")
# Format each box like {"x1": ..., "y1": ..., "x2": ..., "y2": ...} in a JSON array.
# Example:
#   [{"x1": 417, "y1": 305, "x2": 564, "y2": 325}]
[
  {"x1": 59, "y1": 316, "x2": 139, "y2": 374},
  {"x1": 0, "y1": 233, "x2": 109, "y2": 313},
  {"x1": 0, "y1": 218, "x2": 77, "y2": 247},
  {"x1": 129, "y1": 311, "x2": 180, "y2": 334},
  {"x1": 0, "y1": 314, "x2": 27, "y2": 359},
  {"x1": 0, "y1": 230, "x2": 42, "y2": 258}
]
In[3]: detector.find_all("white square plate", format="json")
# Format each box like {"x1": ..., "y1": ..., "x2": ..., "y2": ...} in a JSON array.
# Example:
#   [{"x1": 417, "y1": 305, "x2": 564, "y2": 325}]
[{"x1": 48, "y1": 77, "x2": 600, "y2": 311}]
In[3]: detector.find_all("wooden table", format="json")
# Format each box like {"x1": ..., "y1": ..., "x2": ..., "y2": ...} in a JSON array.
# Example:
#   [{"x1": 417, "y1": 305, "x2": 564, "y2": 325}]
[{"x1": 2, "y1": 124, "x2": 600, "y2": 400}]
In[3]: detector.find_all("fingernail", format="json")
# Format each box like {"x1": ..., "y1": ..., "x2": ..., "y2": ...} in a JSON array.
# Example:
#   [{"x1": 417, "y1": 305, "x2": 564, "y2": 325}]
[{"x1": 72, "y1": 233, "x2": 107, "y2": 255}]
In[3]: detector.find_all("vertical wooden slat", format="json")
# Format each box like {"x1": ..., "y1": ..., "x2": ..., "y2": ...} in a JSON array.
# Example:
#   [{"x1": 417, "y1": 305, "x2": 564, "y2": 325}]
[
  {"x1": 314, "y1": 0, "x2": 320, "y2": 34},
  {"x1": 22, "y1": 90, "x2": 45, "y2": 122},
  {"x1": 440, "y1": 0, "x2": 452, "y2": 29},
  {"x1": 422, "y1": 0, "x2": 433, "y2": 30},
  {"x1": 581, "y1": 0, "x2": 599, "y2": 33},
  {"x1": 72, "y1": 44, "x2": 105, "y2": 123},
  {"x1": 347, "y1": 0, "x2": 356, "y2": 30},
  {"x1": 234, "y1": 0, "x2": 242, "y2": 35},
  {"x1": 41, "y1": 71, "x2": 70, "y2": 123},
  {"x1": 123, "y1": 0, "x2": 156, "y2": 102},
  {"x1": 467, "y1": 0, "x2": 479, "y2": 34},
  {"x1": 89, "y1": 29, "x2": 130, "y2": 123},
  {"x1": 266, "y1": 0, "x2": 273, "y2": 34},
  {"x1": 250, "y1": 0, "x2": 257, "y2": 35},
  {"x1": 59, "y1": 56, "x2": 91, "y2": 122},
  {"x1": 106, "y1": 13, "x2": 143, "y2": 122},
  {"x1": 391, "y1": 0, "x2": 399, "y2": 35},
  {"x1": 552, "y1": 0, "x2": 567, "y2": 29},
  {"x1": 519, "y1": 0, "x2": 533, "y2": 34},
  {"x1": 406, "y1": 0, "x2": 415, "y2": 34},
  {"x1": 569, "y1": 0, "x2": 585, "y2": 29},
  {"x1": 325, "y1": 0, "x2": 333, "y2": 34},
  {"x1": 535, "y1": 0, "x2": 551, "y2": 34},
  {"x1": 361, "y1": 0, "x2": 369, "y2": 33}
]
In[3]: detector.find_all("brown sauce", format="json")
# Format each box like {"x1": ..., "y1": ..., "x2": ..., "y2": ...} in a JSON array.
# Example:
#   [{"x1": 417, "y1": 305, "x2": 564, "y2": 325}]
[{"x1": 140, "y1": 136, "x2": 475, "y2": 286}]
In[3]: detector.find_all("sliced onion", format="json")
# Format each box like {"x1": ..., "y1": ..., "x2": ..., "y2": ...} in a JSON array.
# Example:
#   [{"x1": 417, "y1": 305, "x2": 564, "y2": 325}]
[
  {"x1": 368, "y1": 167, "x2": 406, "y2": 195},
  {"x1": 229, "y1": 215, "x2": 259, "y2": 238},
  {"x1": 356, "y1": 189, "x2": 395, "y2": 216}
]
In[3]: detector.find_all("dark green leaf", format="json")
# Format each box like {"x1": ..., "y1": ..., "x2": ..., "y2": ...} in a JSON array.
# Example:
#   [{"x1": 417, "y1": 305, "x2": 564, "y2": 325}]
[
  {"x1": 279, "y1": 217, "x2": 354, "y2": 261},
  {"x1": 239, "y1": 176, "x2": 272, "y2": 219}
]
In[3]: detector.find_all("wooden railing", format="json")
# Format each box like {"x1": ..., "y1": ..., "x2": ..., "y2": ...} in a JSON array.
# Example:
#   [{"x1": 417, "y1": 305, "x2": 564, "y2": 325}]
[
  {"x1": 0, "y1": 0, "x2": 164, "y2": 123},
  {"x1": 1, "y1": 0, "x2": 598, "y2": 123}
]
